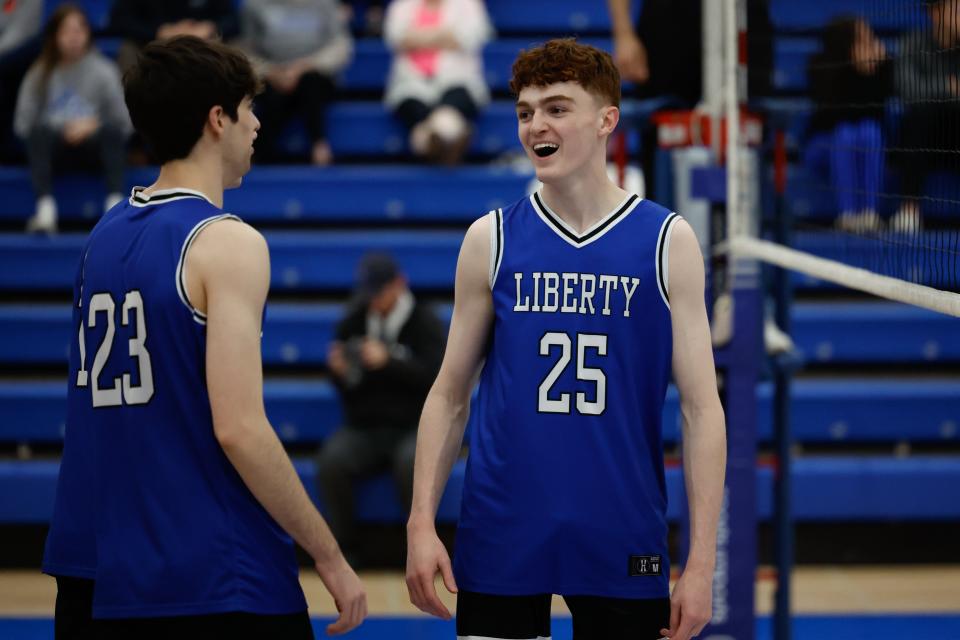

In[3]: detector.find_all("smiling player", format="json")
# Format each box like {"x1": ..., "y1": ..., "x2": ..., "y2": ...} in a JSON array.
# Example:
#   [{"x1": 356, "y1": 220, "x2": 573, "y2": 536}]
[{"x1": 405, "y1": 39, "x2": 727, "y2": 640}]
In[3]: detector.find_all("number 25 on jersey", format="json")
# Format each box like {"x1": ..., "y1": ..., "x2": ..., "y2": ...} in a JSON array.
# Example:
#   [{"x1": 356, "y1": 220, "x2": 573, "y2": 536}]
[
  {"x1": 538, "y1": 331, "x2": 607, "y2": 415},
  {"x1": 76, "y1": 291, "x2": 155, "y2": 408}
]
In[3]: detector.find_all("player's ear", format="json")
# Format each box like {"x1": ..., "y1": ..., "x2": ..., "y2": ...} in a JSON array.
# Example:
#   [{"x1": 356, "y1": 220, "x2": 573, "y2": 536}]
[
  {"x1": 206, "y1": 105, "x2": 226, "y2": 136},
  {"x1": 598, "y1": 105, "x2": 619, "y2": 138}
]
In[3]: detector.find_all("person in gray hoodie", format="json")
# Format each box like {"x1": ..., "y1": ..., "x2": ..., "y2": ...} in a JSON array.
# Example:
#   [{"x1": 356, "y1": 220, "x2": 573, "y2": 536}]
[
  {"x1": 238, "y1": 0, "x2": 353, "y2": 165},
  {"x1": 15, "y1": 3, "x2": 131, "y2": 234}
]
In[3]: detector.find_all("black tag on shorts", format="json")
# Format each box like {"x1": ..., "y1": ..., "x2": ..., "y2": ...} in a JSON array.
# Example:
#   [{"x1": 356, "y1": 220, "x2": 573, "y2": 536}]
[{"x1": 628, "y1": 555, "x2": 662, "y2": 577}]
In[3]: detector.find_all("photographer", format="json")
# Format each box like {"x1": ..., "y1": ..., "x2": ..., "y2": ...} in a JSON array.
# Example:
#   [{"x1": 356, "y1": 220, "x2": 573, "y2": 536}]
[{"x1": 318, "y1": 253, "x2": 446, "y2": 564}]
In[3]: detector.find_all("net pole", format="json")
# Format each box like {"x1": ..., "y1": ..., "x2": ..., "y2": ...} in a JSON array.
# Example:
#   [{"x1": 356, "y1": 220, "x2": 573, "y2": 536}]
[
  {"x1": 700, "y1": 1, "x2": 759, "y2": 639},
  {"x1": 771, "y1": 127, "x2": 795, "y2": 640}
]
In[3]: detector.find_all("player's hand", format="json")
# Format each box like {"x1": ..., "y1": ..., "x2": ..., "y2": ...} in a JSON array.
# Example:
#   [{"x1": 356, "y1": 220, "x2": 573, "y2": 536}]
[
  {"x1": 315, "y1": 554, "x2": 367, "y2": 635},
  {"x1": 63, "y1": 117, "x2": 99, "y2": 145},
  {"x1": 405, "y1": 523, "x2": 457, "y2": 619},
  {"x1": 360, "y1": 338, "x2": 390, "y2": 370},
  {"x1": 327, "y1": 342, "x2": 348, "y2": 379},
  {"x1": 660, "y1": 565, "x2": 713, "y2": 640},
  {"x1": 266, "y1": 65, "x2": 299, "y2": 94},
  {"x1": 612, "y1": 32, "x2": 650, "y2": 84}
]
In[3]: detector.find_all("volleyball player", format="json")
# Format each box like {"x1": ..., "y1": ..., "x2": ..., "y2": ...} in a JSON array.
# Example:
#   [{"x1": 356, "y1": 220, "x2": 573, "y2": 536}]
[
  {"x1": 42, "y1": 36, "x2": 365, "y2": 638},
  {"x1": 405, "y1": 39, "x2": 726, "y2": 639}
]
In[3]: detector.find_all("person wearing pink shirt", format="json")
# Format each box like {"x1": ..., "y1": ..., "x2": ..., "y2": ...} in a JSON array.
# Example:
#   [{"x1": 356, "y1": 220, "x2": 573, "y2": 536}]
[{"x1": 383, "y1": 0, "x2": 492, "y2": 165}]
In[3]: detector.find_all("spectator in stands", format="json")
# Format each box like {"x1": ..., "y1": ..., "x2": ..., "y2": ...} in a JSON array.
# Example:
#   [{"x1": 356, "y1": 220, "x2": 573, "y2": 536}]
[
  {"x1": 15, "y1": 4, "x2": 131, "y2": 234},
  {"x1": 318, "y1": 253, "x2": 445, "y2": 565},
  {"x1": 108, "y1": 0, "x2": 239, "y2": 73},
  {"x1": 383, "y1": 0, "x2": 493, "y2": 165},
  {"x1": 805, "y1": 16, "x2": 892, "y2": 233},
  {"x1": 0, "y1": 0, "x2": 43, "y2": 163},
  {"x1": 238, "y1": 0, "x2": 352, "y2": 166},
  {"x1": 893, "y1": 0, "x2": 960, "y2": 231}
]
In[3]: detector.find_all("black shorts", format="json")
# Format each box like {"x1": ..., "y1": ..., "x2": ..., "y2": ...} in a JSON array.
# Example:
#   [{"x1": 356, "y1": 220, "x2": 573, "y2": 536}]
[
  {"x1": 456, "y1": 590, "x2": 671, "y2": 639},
  {"x1": 96, "y1": 610, "x2": 314, "y2": 640},
  {"x1": 54, "y1": 575, "x2": 95, "y2": 640}
]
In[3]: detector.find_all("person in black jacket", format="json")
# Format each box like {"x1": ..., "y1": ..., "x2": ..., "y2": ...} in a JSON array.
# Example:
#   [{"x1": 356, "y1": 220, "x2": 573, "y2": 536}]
[
  {"x1": 317, "y1": 253, "x2": 446, "y2": 563},
  {"x1": 804, "y1": 16, "x2": 893, "y2": 232}
]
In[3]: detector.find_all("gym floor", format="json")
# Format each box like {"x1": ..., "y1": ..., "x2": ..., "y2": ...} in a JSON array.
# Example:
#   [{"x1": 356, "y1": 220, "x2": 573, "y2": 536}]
[{"x1": 1, "y1": 566, "x2": 958, "y2": 639}]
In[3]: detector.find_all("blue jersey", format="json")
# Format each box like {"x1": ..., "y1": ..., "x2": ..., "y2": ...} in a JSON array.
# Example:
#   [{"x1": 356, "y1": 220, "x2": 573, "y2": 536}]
[
  {"x1": 454, "y1": 192, "x2": 681, "y2": 599},
  {"x1": 42, "y1": 188, "x2": 306, "y2": 618}
]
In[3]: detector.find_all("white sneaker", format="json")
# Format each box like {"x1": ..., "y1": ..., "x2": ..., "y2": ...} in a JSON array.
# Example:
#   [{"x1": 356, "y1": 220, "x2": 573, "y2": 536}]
[
  {"x1": 409, "y1": 121, "x2": 432, "y2": 156},
  {"x1": 854, "y1": 210, "x2": 882, "y2": 233},
  {"x1": 836, "y1": 210, "x2": 881, "y2": 233},
  {"x1": 835, "y1": 211, "x2": 859, "y2": 232},
  {"x1": 25, "y1": 196, "x2": 57, "y2": 234},
  {"x1": 890, "y1": 204, "x2": 922, "y2": 233}
]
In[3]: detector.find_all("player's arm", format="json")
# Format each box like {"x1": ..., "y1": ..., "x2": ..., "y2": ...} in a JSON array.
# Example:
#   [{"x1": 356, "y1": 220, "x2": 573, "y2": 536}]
[
  {"x1": 663, "y1": 219, "x2": 727, "y2": 640},
  {"x1": 406, "y1": 214, "x2": 494, "y2": 619},
  {"x1": 607, "y1": 0, "x2": 649, "y2": 83},
  {"x1": 188, "y1": 220, "x2": 366, "y2": 636}
]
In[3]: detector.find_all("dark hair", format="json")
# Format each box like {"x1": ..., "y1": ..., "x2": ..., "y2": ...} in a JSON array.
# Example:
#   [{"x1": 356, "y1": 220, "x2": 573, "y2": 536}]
[
  {"x1": 819, "y1": 16, "x2": 860, "y2": 67},
  {"x1": 806, "y1": 16, "x2": 860, "y2": 99},
  {"x1": 510, "y1": 39, "x2": 621, "y2": 108},
  {"x1": 35, "y1": 4, "x2": 90, "y2": 97},
  {"x1": 123, "y1": 36, "x2": 261, "y2": 163}
]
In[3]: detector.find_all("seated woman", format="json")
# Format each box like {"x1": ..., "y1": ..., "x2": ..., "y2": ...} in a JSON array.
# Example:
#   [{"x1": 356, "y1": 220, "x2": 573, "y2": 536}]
[
  {"x1": 15, "y1": 3, "x2": 131, "y2": 234},
  {"x1": 804, "y1": 16, "x2": 892, "y2": 233},
  {"x1": 383, "y1": 0, "x2": 493, "y2": 165},
  {"x1": 238, "y1": 0, "x2": 353, "y2": 166}
]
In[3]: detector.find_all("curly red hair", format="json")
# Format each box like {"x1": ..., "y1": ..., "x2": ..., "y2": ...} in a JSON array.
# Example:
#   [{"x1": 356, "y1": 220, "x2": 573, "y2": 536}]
[{"x1": 510, "y1": 39, "x2": 621, "y2": 107}]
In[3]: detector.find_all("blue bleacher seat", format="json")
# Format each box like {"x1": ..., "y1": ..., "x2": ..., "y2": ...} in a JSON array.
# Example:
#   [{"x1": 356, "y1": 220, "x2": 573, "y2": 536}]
[
  {"x1": 483, "y1": 0, "x2": 633, "y2": 34},
  {"x1": 3, "y1": 230, "x2": 956, "y2": 292},
  {"x1": 343, "y1": 38, "x2": 613, "y2": 93},
  {"x1": 3, "y1": 377, "x2": 958, "y2": 447},
  {"x1": 1, "y1": 166, "x2": 534, "y2": 223},
  {"x1": 3, "y1": 456, "x2": 958, "y2": 525},
  {"x1": 4, "y1": 298, "x2": 958, "y2": 366},
  {"x1": 769, "y1": 0, "x2": 923, "y2": 32},
  {"x1": 773, "y1": 37, "x2": 819, "y2": 92}
]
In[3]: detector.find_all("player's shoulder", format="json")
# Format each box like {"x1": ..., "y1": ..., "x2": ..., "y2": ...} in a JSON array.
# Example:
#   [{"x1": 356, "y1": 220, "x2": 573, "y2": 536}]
[
  {"x1": 190, "y1": 215, "x2": 265, "y2": 257},
  {"x1": 635, "y1": 196, "x2": 676, "y2": 222},
  {"x1": 499, "y1": 193, "x2": 536, "y2": 222}
]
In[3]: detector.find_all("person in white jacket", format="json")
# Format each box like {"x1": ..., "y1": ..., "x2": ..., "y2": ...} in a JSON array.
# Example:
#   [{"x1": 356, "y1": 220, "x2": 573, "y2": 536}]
[{"x1": 383, "y1": 0, "x2": 492, "y2": 164}]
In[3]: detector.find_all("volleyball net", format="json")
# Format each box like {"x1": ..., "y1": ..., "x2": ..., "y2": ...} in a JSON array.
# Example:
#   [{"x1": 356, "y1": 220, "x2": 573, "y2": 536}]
[{"x1": 724, "y1": 0, "x2": 960, "y2": 316}]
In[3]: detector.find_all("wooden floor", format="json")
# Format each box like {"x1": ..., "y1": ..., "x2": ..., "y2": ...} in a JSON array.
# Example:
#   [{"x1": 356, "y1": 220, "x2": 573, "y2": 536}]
[{"x1": 2, "y1": 566, "x2": 959, "y2": 617}]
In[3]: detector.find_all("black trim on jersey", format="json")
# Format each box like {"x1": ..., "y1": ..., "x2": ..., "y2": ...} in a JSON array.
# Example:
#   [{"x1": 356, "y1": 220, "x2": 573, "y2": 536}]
[
  {"x1": 493, "y1": 208, "x2": 503, "y2": 285},
  {"x1": 657, "y1": 213, "x2": 681, "y2": 303},
  {"x1": 131, "y1": 189, "x2": 208, "y2": 205},
  {"x1": 175, "y1": 215, "x2": 241, "y2": 324},
  {"x1": 533, "y1": 192, "x2": 639, "y2": 246}
]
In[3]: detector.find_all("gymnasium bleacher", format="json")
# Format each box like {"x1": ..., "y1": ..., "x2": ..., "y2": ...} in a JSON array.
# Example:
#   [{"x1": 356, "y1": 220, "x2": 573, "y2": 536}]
[{"x1": 1, "y1": 0, "x2": 959, "y2": 554}]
